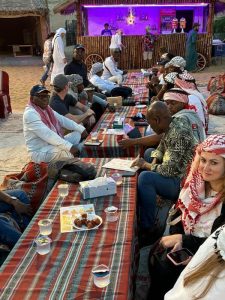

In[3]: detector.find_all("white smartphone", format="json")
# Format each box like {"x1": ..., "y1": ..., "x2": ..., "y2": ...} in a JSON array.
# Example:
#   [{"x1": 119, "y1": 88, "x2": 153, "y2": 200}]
[{"x1": 167, "y1": 248, "x2": 193, "y2": 266}]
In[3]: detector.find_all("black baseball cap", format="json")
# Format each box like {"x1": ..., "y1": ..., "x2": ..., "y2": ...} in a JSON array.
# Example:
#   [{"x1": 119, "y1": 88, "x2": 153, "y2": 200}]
[
  {"x1": 30, "y1": 85, "x2": 50, "y2": 96},
  {"x1": 74, "y1": 44, "x2": 85, "y2": 50}
]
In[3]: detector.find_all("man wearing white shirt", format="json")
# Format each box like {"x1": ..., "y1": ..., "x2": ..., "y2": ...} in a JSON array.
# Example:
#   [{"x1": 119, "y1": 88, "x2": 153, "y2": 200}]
[
  {"x1": 90, "y1": 62, "x2": 132, "y2": 98},
  {"x1": 109, "y1": 29, "x2": 124, "y2": 53},
  {"x1": 102, "y1": 49, "x2": 127, "y2": 85},
  {"x1": 23, "y1": 85, "x2": 87, "y2": 163}
]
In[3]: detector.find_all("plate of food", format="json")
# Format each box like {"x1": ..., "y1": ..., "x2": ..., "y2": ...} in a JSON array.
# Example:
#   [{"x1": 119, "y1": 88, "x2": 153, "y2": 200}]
[{"x1": 73, "y1": 213, "x2": 102, "y2": 231}]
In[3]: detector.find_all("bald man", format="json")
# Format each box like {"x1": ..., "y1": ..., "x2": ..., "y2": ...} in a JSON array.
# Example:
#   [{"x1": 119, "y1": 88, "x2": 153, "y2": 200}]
[{"x1": 132, "y1": 102, "x2": 196, "y2": 246}]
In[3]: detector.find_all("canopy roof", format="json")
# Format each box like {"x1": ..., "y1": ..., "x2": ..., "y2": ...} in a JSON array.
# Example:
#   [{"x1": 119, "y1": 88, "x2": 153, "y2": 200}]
[
  {"x1": 0, "y1": 0, "x2": 48, "y2": 17},
  {"x1": 54, "y1": 0, "x2": 214, "y2": 15}
]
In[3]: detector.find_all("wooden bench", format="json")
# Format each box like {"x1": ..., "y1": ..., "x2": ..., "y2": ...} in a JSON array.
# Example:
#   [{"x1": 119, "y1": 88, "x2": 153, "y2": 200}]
[{"x1": 9, "y1": 45, "x2": 33, "y2": 57}]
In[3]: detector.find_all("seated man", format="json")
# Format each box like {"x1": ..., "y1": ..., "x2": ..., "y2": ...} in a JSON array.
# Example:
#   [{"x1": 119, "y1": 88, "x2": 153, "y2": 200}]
[
  {"x1": 119, "y1": 88, "x2": 205, "y2": 152},
  {"x1": 157, "y1": 46, "x2": 174, "y2": 66},
  {"x1": 101, "y1": 48, "x2": 127, "y2": 85},
  {"x1": 89, "y1": 62, "x2": 132, "y2": 99},
  {"x1": 23, "y1": 84, "x2": 87, "y2": 163},
  {"x1": 49, "y1": 74, "x2": 95, "y2": 131},
  {"x1": 163, "y1": 88, "x2": 206, "y2": 143},
  {"x1": 64, "y1": 44, "x2": 108, "y2": 110},
  {"x1": 0, "y1": 190, "x2": 32, "y2": 249},
  {"x1": 174, "y1": 71, "x2": 208, "y2": 130},
  {"x1": 132, "y1": 102, "x2": 196, "y2": 245}
]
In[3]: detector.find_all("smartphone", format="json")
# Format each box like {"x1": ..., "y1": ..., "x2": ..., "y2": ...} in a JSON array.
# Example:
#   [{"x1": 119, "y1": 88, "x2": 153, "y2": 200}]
[
  {"x1": 134, "y1": 121, "x2": 149, "y2": 127},
  {"x1": 127, "y1": 127, "x2": 142, "y2": 139},
  {"x1": 121, "y1": 171, "x2": 136, "y2": 177},
  {"x1": 167, "y1": 248, "x2": 193, "y2": 266}
]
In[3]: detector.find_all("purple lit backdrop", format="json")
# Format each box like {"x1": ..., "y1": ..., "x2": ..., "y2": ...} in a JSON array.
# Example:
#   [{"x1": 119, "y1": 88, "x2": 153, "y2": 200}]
[{"x1": 86, "y1": 6, "x2": 205, "y2": 36}]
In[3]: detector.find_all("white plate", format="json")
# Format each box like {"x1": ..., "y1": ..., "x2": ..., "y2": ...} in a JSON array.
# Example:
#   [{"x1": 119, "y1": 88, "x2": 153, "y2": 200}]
[
  {"x1": 84, "y1": 139, "x2": 103, "y2": 146},
  {"x1": 135, "y1": 104, "x2": 147, "y2": 109},
  {"x1": 73, "y1": 215, "x2": 102, "y2": 231}
]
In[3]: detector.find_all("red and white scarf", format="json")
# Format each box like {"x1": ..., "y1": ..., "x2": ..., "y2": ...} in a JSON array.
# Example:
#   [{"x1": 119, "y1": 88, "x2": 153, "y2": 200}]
[
  {"x1": 28, "y1": 101, "x2": 63, "y2": 138},
  {"x1": 175, "y1": 71, "x2": 209, "y2": 131},
  {"x1": 176, "y1": 135, "x2": 225, "y2": 235}
]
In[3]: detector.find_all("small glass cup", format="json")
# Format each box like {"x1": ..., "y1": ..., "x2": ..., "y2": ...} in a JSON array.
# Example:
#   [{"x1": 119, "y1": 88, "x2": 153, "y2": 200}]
[
  {"x1": 91, "y1": 131, "x2": 98, "y2": 142},
  {"x1": 58, "y1": 183, "x2": 69, "y2": 198},
  {"x1": 38, "y1": 219, "x2": 53, "y2": 236},
  {"x1": 100, "y1": 122, "x2": 107, "y2": 132},
  {"x1": 104, "y1": 206, "x2": 118, "y2": 222},
  {"x1": 111, "y1": 172, "x2": 123, "y2": 186},
  {"x1": 92, "y1": 264, "x2": 110, "y2": 288},
  {"x1": 35, "y1": 236, "x2": 51, "y2": 255}
]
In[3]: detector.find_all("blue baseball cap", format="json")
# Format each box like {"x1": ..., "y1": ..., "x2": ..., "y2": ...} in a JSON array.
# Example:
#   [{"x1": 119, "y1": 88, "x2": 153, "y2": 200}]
[{"x1": 30, "y1": 85, "x2": 50, "y2": 96}]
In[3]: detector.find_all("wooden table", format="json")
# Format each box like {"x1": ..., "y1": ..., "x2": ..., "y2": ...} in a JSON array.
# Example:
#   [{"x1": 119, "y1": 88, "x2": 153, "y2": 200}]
[{"x1": 0, "y1": 158, "x2": 139, "y2": 300}]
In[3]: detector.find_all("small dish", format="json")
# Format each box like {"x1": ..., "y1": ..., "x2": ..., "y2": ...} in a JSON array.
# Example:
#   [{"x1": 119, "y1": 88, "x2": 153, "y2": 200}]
[
  {"x1": 73, "y1": 214, "x2": 103, "y2": 231},
  {"x1": 135, "y1": 104, "x2": 147, "y2": 109},
  {"x1": 84, "y1": 139, "x2": 103, "y2": 146}
]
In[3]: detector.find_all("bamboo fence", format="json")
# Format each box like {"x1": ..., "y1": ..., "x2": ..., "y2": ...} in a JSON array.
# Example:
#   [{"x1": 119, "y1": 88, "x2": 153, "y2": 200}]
[{"x1": 77, "y1": 33, "x2": 212, "y2": 70}]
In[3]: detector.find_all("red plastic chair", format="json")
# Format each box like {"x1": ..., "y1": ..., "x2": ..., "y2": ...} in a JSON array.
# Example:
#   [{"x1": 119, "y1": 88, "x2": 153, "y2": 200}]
[{"x1": 0, "y1": 70, "x2": 12, "y2": 118}]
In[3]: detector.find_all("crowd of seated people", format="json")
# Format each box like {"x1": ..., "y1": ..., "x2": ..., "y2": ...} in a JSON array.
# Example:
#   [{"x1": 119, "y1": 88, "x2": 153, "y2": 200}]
[{"x1": 2, "y1": 42, "x2": 225, "y2": 300}]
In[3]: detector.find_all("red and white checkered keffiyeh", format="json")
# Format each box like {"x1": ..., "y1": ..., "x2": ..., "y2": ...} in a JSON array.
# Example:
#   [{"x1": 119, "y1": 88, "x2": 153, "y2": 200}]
[
  {"x1": 163, "y1": 88, "x2": 189, "y2": 103},
  {"x1": 174, "y1": 71, "x2": 209, "y2": 131},
  {"x1": 28, "y1": 101, "x2": 63, "y2": 138},
  {"x1": 175, "y1": 71, "x2": 196, "y2": 90},
  {"x1": 176, "y1": 135, "x2": 225, "y2": 235}
]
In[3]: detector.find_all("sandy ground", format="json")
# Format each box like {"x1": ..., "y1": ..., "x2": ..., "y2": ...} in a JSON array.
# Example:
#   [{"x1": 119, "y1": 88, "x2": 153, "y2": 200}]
[{"x1": 0, "y1": 58, "x2": 225, "y2": 182}]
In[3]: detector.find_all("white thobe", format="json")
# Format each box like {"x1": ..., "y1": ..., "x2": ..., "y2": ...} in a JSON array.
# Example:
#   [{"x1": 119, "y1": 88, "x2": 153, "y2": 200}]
[
  {"x1": 23, "y1": 106, "x2": 85, "y2": 163},
  {"x1": 51, "y1": 36, "x2": 66, "y2": 83}
]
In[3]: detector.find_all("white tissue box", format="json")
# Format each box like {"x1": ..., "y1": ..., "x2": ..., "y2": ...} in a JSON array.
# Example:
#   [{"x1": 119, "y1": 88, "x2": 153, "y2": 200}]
[{"x1": 79, "y1": 177, "x2": 117, "y2": 199}]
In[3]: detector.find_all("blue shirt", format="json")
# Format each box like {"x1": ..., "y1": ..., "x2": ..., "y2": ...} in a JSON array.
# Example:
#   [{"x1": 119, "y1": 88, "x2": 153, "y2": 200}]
[{"x1": 101, "y1": 29, "x2": 112, "y2": 36}]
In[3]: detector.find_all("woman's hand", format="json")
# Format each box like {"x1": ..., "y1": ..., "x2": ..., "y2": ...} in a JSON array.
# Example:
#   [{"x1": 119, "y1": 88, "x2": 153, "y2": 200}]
[{"x1": 160, "y1": 234, "x2": 183, "y2": 252}]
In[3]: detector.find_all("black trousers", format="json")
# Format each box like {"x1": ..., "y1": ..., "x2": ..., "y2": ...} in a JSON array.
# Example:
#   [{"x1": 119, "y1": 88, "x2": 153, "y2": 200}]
[{"x1": 110, "y1": 86, "x2": 132, "y2": 98}]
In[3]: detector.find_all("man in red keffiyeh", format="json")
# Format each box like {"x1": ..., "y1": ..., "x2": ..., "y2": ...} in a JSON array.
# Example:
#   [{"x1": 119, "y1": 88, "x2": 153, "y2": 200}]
[
  {"x1": 23, "y1": 85, "x2": 87, "y2": 163},
  {"x1": 174, "y1": 71, "x2": 208, "y2": 131}
]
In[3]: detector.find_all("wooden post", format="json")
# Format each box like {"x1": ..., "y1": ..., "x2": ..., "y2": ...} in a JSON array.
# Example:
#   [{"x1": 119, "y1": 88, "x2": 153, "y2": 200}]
[
  {"x1": 207, "y1": 0, "x2": 215, "y2": 35},
  {"x1": 76, "y1": 1, "x2": 82, "y2": 36}
]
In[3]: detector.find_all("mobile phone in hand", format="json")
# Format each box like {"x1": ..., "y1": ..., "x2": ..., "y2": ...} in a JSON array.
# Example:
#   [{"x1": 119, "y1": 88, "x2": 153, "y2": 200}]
[
  {"x1": 127, "y1": 127, "x2": 142, "y2": 138},
  {"x1": 167, "y1": 248, "x2": 193, "y2": 266},
  {"x1": 121, "y1": 171, "x2": 136, "y2": 177}
]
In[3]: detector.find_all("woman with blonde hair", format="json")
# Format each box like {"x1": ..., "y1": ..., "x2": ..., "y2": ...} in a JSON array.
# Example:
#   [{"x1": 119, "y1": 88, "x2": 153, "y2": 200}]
[
  {"x1": 148, "y1": 134, "x2": 225, "y2": 300},
  {"x1": 165, "y1": 225, "x2": 225, "y2": 299}
]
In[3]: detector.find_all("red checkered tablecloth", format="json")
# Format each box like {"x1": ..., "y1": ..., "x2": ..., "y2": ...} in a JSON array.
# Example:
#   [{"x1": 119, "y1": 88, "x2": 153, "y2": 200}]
[
  {"x1": 0, "y1": 158, "x2": 139, "y2": 300},
  {"x1": 123, "y1": 72, "x2": 149, "y2": 86},
  {"x1": 122, "y1": 72, "x2": 149, "y2": 106},
  {"x1": 82, "y1": 106, "x2": 148, "y2": 158}
]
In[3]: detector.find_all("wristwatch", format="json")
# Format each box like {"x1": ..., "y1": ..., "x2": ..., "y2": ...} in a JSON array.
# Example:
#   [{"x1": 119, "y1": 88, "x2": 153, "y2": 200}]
[{"x1": 10, "y1": 196, "x2": 17, "y2": 202}]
